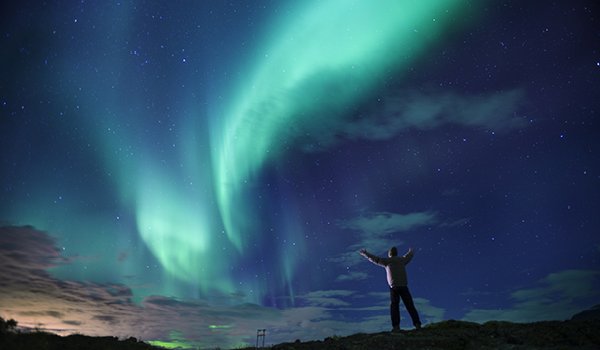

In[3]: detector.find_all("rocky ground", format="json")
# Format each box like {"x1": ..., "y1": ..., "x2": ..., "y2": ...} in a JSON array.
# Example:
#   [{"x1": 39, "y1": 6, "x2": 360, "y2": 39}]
[
  {"x1": 1, "y1": 319, "x2": 599, "y2": 349},
  {"x1": 271, "y1": 319, "x2": 600, "y2": 350},
  {"x1": 0, "y1": 332, "x2": 157, "y2": 350}
]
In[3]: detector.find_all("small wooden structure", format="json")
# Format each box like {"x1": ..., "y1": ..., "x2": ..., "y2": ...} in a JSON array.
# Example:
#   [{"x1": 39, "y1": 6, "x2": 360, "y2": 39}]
[{"x1": 256, "y1": 329, "x2": 266, "y2": 348}]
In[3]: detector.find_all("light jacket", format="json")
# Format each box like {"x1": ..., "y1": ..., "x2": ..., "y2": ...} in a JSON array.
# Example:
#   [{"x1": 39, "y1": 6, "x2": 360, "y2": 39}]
[{"x1": 362, "y1": 249, "x2": 413, "y2": 287}]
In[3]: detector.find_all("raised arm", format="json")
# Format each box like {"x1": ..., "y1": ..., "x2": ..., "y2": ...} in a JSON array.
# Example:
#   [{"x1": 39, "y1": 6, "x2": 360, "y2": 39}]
[
  {"x1": 359, "y1": 248, "x2": 373, "y2": 259},
  {"x1": 403, "y1": 247, "x2": 415, "y2": 263},
  {"x1": 359, "y1": 248, "x2": 385, "y2": 266}
]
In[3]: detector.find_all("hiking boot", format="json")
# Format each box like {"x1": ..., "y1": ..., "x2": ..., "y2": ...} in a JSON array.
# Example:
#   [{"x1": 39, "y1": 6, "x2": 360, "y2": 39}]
[
  {"x1": 392, "y1": 326, "x2": 401, "y2": 332},
  {"x1": 414, "y1": 323, "x2": 422, "y2": 330}
]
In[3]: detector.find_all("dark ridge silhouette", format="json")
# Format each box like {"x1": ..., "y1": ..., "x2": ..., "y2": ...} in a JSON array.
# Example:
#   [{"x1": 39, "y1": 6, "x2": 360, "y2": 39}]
[
  {"x1": 2, "y1": 316, "x2": 600, "y2": 349},
  {"x1": 273, "y1": 319, "x2": 600, "y2": 350},
  {"x1": 571, "y1": 304, "x2": 600, "y2": 322},
  {"x1": 0, "y1": 317, "x2": 158, "y2": 350}
]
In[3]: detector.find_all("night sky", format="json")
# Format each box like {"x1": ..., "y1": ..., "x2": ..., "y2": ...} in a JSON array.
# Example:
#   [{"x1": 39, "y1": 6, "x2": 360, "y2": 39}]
[{"x1": 1, "y1": 0, "x2": 599, "y2": 349}]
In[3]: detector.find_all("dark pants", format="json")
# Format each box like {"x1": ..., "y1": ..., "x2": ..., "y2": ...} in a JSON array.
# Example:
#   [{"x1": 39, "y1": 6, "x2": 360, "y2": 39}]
[{"x1": 390, "y1": 286, "x2": 421, "y2": 328}]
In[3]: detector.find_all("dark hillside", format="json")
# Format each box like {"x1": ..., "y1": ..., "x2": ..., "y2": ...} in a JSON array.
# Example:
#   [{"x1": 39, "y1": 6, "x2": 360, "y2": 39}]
[
  {"x1": 2, "y1": 317, "x2": 599, "y2": 350},
  {"x1": 271, "y1": 319, "x2": 600, "y2": 350}
]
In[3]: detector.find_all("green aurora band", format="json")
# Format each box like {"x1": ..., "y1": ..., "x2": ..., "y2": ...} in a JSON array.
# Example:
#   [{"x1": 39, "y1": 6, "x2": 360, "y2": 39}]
[
  {"x1": 129, "y1": 0, "x2": 486, "y2": 301},
  {"x1": 17, "y1": 0, "x2": 485, "y2": 303},
  {"x1": 212, "y1": 0, "x2": 474, "y2": 251}
]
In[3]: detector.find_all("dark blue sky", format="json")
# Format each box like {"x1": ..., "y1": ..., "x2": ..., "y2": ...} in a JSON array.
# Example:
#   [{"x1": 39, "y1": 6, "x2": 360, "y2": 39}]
[{"x1": 1, "y1": 0, "x2": 599, "y2": 348}]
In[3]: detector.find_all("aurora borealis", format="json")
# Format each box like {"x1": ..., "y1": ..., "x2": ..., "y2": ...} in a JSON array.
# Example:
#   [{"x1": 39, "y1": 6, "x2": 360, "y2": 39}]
[
  {"x1": 212, "y1": 0, "x2": 471, "y2": 252},
  {"x1": 1, "y1": 0, "x2": 599, "y2": 349}
]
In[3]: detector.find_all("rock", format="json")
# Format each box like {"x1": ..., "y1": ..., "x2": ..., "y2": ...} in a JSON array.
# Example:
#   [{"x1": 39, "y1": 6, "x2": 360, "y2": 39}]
[
  {"x1": 271, "y1": 320, "x2": 600, "y2": 350},
  {"x1": 572, "y1": 303, "x2": 600, "y2": 322}
]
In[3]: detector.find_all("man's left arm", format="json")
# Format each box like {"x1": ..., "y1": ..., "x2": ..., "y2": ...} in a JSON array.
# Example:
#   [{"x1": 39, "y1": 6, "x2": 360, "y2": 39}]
[{"x1": 359, "y1": 249, "x2": 385, "y2": 266}]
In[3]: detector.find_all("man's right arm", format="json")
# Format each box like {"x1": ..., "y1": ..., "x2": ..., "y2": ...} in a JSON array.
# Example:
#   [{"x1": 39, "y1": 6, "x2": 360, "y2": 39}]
[{"x1": 359, "y1": 249, "x2": 384, "y2": 266}]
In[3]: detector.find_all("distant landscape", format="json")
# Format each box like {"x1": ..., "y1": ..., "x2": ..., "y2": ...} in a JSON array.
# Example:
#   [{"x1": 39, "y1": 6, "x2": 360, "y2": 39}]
[{"x1": 2, "y1": 316, "x2": 600, "y2": 350}]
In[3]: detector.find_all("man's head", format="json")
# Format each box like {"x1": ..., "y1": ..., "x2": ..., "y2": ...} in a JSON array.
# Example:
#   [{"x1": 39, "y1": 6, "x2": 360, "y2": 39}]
[{"x1": 388, "y1": 247, "x2": 398, "y2": 257}]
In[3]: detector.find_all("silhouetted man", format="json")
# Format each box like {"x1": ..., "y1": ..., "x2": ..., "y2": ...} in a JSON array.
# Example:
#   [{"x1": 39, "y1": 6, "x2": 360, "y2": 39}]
[{"x1": 360, "y1": 246, "x2": 422, "y2": 331}]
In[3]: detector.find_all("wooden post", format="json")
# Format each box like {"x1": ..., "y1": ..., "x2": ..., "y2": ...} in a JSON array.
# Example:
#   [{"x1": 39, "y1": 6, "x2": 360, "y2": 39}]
[{"x1": 256, "y1": 329, "x2": 266, "y2": 348}]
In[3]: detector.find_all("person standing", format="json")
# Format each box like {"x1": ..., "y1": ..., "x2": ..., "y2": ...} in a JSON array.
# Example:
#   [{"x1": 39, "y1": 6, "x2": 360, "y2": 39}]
[{"x1": 359, "y1": 247, "x2": 422, "y2": 331}]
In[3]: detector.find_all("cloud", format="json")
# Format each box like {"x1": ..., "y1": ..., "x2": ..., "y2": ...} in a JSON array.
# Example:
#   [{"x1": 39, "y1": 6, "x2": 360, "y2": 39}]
[
  {"x1": 0, "y1": 226, "x2": 435, "y2": 348},
  {"x1": 441, "y1": 188, "x2": 460, "y2": 196},
  {"x1": 337, "y1": 271, "x2": 369, "y2": 282},
  {"x1": 0, "y1": 226, "x2": 270, "y2": 348},
  {"x1": 4, "y1": 225, "x2": 592, "y2": 349},
  {"x1": 462, "y1": 269, "x2": 600, "y2": 323},
  {"x1": 19, "y1": 311, "x2": 64, "y2": 319},
  {"x1": 301, "y1": 290, "x2": 356, "y2": 299},
  {"x1": 116, "y1": 250, "x2": 129, "y2": 264},
  {"x1": 71, "y1": 253, "x2": 104, "y2": 264},
  {"x1": 299, "y1": 290, "x2": 356, "y2": 307},
  {"x1": 340, "y1": 211, "x2": 437, "y2": 236},
  {"x1": 350, "y1": 292, "x2": 445, "y2": 323},
  {"x1": 331, "y1": 211, "x2": 436, "y2": 275},
  {"x1": 0, "y1": 225, "x2": 66, "y2": 272},
  {"x1": 439, "y1": 217, "x2": 472, "y2": 228},
  {"x1": 413, "y1": 298, "x2": 446, "y2": 324},
  {"x1": 328, "y1": 291, "x2": 446, "y2": 329},
  {"x1": 295, "y1": 87, "x2": 526, "y2": 152}
]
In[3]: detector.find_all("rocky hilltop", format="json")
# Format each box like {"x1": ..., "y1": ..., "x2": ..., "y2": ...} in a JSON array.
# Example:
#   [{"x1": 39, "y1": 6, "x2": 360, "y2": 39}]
[
  {"x1": 571, "y1": 303, "x2": 600, "y2": 322},
  {"x1": 2, "y1": 318, "x2": 599, "y2": 349},
  {"x1": 272, "y1": 319, "x2": 600, "y2": 350}
]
